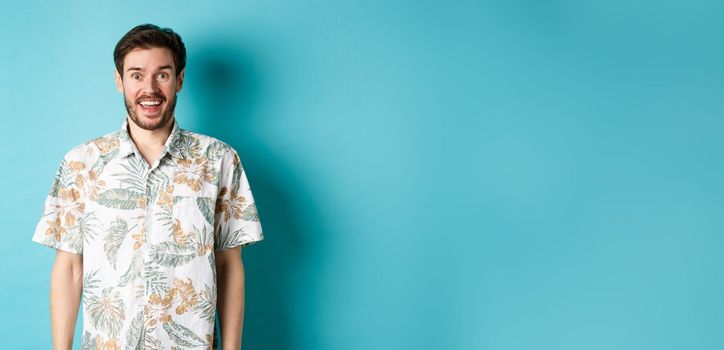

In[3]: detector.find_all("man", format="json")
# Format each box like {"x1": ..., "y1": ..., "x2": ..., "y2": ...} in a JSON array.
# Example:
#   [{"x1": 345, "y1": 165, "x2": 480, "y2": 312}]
[{"x1": 31, "y1": 24, "x2": 264, "y2": 350}]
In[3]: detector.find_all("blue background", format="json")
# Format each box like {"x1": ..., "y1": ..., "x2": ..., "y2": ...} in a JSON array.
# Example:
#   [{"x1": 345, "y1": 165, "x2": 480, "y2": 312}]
[{"x1": 2, "y1": 0, "x2": 724, "y2": 349}]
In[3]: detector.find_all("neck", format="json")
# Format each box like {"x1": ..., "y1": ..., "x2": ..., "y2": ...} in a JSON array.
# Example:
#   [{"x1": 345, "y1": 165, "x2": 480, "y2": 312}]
[{"x1": 126, "y1": 115, "x2": 174, "y2": 149}]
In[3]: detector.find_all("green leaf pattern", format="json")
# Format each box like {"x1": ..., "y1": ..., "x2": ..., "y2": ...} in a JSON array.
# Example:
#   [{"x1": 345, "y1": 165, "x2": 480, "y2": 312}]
[
  {"x1": 96, "y1": 188, "x2": 143, "y2": 210},
  {"x1": 104, "y1": 217, "x2": 131, "y2": 269}
]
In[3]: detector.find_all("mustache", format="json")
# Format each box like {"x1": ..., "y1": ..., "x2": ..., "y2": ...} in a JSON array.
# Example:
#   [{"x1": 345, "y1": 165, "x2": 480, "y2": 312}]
[{"x1": 136, "y1": 94, "x2": 165, "y2": 101}]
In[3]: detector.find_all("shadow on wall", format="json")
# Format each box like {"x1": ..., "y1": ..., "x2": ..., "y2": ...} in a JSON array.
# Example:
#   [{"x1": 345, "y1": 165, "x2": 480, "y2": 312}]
[{"x1": 189, "y1": 42, "x2": 319, "y2": 349}]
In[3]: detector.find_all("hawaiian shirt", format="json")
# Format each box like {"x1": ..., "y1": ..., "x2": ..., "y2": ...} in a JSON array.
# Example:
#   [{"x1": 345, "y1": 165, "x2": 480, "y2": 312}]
[{"x1": 31, "y1": 117, "x2": 264, "y2": 349}]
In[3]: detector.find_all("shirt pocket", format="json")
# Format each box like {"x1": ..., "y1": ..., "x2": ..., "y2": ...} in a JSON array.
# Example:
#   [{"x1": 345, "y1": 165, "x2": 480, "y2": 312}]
[{"x1": 168, "y1": 187, "x2": 217, "y2": 249}]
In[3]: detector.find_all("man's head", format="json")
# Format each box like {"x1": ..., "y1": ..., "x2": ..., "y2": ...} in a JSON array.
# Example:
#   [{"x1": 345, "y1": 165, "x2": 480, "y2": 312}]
[{"x1": 113, "y1": 24, "x2": 186, "y2": 131}]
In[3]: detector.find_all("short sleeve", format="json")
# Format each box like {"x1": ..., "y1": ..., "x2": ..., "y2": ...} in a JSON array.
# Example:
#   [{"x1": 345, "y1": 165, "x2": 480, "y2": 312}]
[
  {"x1": 213, "y1": 147, "x2": 264, "y2": 251},
  {"x1": 31, "y1": 152, "x2": 87, "y2": 255}
]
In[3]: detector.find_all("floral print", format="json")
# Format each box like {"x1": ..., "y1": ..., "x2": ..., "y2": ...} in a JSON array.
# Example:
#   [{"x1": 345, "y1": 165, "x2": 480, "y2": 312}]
[
  {"x1": 55, "y1": 187, "x2": 85, "y2": 226},
  {"x1": 32, "y1": 118, "x2": 264, "y2": 349},
  {"x1": 174, "y1": 157, "x2": 214, "y2": 192}
]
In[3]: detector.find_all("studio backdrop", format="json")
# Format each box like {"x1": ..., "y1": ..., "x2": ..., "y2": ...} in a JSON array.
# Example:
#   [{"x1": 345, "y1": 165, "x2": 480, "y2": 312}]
[{"x1": 1, "y1": 0, "x2": 723, "y2": 349}]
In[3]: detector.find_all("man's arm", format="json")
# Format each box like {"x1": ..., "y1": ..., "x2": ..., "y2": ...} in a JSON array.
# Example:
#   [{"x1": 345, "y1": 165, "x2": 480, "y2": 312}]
[
  {"x1": 50, "y1": 249, "x2": 83, "y2": 350},
  {"x1": 216, "y1": 246, "x2": 245, "y2": 350}
]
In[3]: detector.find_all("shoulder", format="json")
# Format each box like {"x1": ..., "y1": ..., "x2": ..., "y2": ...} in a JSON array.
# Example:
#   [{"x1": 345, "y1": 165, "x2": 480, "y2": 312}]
[
  {"x1": 177, "y1": 129, "x2": 240, "y2": 160},
  {"x1": 59, "y1": 129, "x2": 122, "y2": 167},
  {"x1": 178, "y1": 129, "x2": 234, "y2": 151}
]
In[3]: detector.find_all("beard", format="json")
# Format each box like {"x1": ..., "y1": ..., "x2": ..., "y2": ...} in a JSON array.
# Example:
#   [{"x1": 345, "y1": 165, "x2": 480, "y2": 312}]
[{"x1": 123, "y1": 91, "x2": 177, "y2": 131}]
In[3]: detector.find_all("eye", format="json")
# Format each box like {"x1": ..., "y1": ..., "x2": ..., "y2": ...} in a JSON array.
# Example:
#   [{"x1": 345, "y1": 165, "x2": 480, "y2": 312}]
[
  {"x1": 157, "y1": 72, "x2": 170, "y2": 80},
  {"x1": 130, "y1": 73, "x2": 142, "y2": 80}
]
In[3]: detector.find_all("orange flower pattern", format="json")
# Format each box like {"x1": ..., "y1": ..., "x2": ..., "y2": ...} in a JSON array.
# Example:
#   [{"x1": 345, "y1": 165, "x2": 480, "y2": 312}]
[{"x1": 32, "y1": 118, "x2": 264, "y2": 349}]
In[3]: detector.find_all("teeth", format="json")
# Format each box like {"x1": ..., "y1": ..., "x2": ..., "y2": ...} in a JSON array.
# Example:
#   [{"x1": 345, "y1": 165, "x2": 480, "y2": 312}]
[{"x1": 139, "y1": 100, "x2": 161, "y2": 106}]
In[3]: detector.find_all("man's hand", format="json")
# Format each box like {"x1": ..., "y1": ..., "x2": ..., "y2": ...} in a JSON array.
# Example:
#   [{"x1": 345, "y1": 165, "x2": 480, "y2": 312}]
[
  {"x1": 50, "y1": 249, "x2": 83, "y2": 350},
  {"x1": 215, "y1": 246, "x2": 245, "y2": 350}
]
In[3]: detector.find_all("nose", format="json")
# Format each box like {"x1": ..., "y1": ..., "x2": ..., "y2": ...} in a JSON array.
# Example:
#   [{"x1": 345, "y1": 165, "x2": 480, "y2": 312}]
[{"x1": 142, "y1": 77, "x2": 159, "y2": 95}]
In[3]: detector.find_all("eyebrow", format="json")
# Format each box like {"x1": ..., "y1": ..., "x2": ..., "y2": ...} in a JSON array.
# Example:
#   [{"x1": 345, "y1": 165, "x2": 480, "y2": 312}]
[{"x1": 126, "y1": 65, "x2": 174, "y2": 72}]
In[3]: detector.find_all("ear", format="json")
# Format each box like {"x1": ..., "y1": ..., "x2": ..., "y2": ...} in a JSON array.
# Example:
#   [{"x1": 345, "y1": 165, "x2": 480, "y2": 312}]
[
  {"x1": 114, "y1": 69, "x2": 124, "y2": 93},
  {"x1": 176, "y1": 68, "x2": 185, "y2": 93}
]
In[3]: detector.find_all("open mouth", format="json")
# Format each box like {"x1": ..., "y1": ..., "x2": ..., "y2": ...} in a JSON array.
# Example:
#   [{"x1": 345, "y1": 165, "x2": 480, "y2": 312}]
[{"x1": 137, "y1": 99, "x2": 164, "y2": 114}]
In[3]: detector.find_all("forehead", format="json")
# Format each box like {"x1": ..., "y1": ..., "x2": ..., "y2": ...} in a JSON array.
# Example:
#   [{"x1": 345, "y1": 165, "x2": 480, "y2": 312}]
[{"x1": 123, "y1": 47, "x2": 175, "y2": 71}]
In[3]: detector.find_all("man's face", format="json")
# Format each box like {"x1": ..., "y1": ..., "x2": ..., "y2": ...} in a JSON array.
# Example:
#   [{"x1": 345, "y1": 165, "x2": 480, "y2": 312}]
[{"x1": 114, "y1": 47, "x2": 184, "y2": 131}]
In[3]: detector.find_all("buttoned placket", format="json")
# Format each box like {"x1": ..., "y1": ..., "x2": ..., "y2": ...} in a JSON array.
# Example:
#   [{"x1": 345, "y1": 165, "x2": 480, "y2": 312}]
[{"x1": 127, "y1": 140, "x2": 173, "y2": 344}]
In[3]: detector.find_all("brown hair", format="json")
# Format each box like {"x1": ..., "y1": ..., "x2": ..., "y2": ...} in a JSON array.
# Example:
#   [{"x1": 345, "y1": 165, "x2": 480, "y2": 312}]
[{"x1": 113, "y1": 23, "x2": 186, "y2": 78}]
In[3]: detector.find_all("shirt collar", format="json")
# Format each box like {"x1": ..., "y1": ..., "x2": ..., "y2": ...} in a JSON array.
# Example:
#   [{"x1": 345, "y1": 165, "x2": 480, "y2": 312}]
[{"x1": 117, "y1": 117, "x2": 185, "y2": 159}]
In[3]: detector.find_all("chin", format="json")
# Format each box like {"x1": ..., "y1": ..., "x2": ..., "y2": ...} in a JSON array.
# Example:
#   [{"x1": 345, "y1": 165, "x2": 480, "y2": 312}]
[{"x1": 132, "y1": 110, "x2": 170, "y2": 130}]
